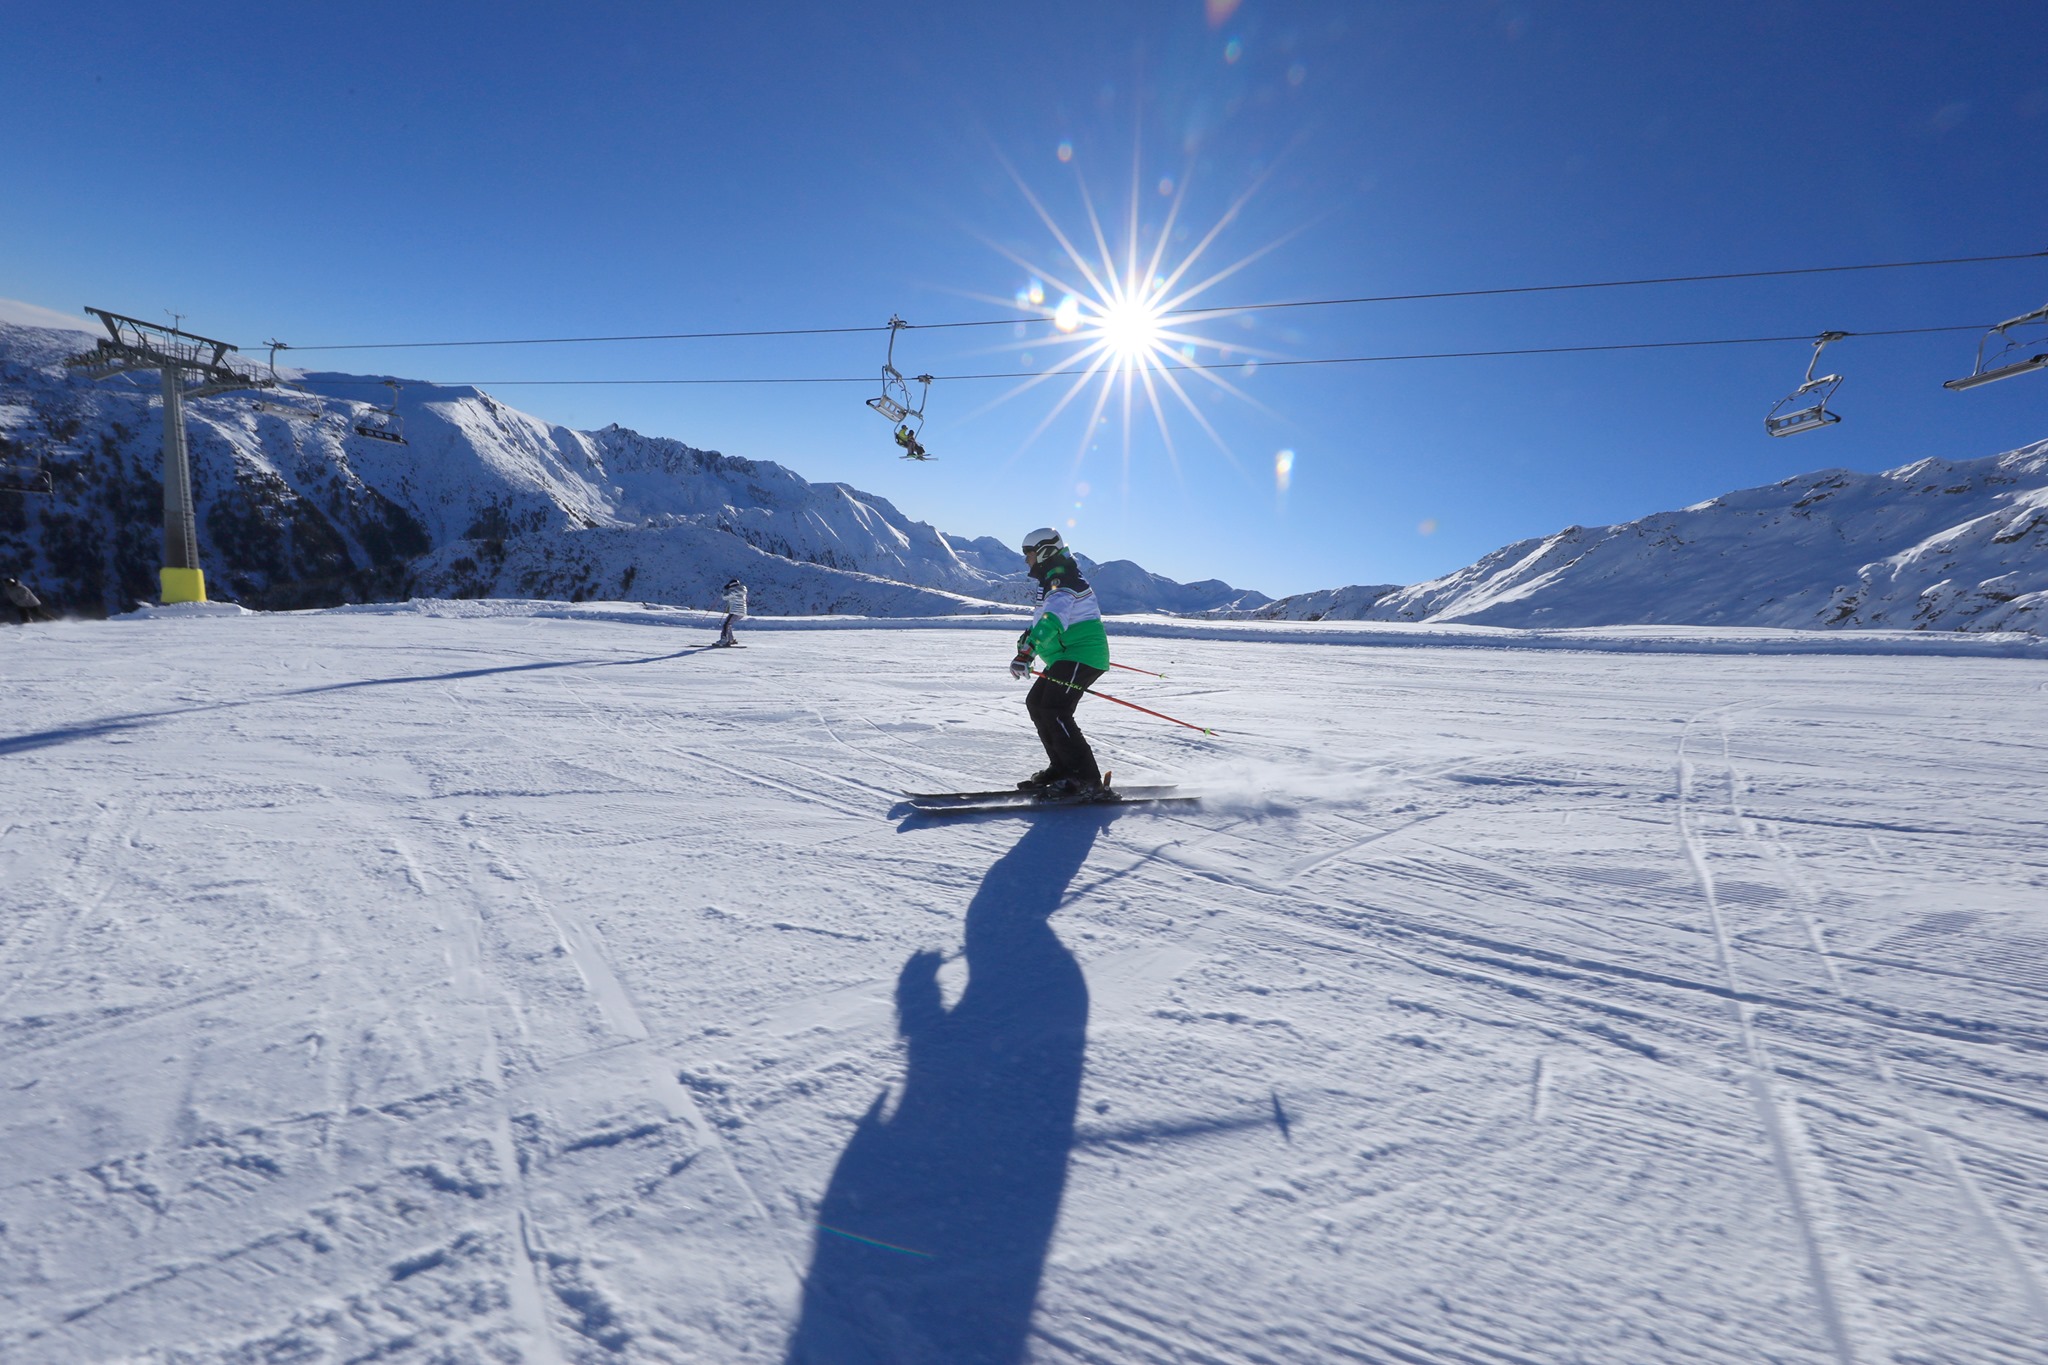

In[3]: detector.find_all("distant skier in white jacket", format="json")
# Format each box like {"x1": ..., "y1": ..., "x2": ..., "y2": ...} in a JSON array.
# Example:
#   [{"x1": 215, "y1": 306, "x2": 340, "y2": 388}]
[
  {"x1": 4, "y1": 575, "x2": 50, "y2": 624},
  {"x1": 717, "y1": 577, "x2": 747, "y2": 646}
]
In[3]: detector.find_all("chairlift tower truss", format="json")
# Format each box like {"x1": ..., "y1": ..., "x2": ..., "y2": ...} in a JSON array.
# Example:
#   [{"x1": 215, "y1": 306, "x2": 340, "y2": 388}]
[{"x1": 65, "y1": 308, "x2": 274, "y2": 604}]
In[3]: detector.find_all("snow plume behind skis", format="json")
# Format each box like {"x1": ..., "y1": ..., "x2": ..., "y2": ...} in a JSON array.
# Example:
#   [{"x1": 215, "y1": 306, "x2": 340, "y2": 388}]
[{"x1": 5, "y1": 604, "x2": 2047, "y2": 1363}]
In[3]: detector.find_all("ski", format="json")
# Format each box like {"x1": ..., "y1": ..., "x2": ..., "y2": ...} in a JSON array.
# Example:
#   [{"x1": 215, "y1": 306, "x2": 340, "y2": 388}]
[
  {"x1": 904, "y1": 786, "x2": 1192, "y2": 816},
  {"x1": 904, "y1": 783, "x2": 1179, "y2": 805}
]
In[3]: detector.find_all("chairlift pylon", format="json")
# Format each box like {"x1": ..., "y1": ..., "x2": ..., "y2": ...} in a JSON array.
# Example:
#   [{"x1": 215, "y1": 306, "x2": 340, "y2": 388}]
[
  {"x1": 352, "y1": 380, "x2": 408, "y2": 444},
  {"x1": 866, "y1": 315, "x2": 934, "y2": 459},
  {"x1": 1943, "y1": 301, "x2": 2048, "y2": 392},
  {"x1": 1764, "y1": 331, "x2": 1849, "y2": 437}
]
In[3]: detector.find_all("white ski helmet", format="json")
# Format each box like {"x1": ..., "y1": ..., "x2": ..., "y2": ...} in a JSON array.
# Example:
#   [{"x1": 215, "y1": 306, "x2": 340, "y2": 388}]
[{"x1": 1021, "y1": 526, "x2": 1065, "y2": 567}]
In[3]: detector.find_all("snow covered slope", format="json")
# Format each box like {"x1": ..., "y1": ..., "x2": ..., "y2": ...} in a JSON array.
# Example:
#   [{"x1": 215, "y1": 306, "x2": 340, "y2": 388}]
[
  {"x1": 4, "y1": 605, "x2": 2046, "y2": 1362},
  {"x1": 0, "y1": 323, "x2": 1259, "y2": 617},
  {"x1": 1235, "y1": 440, "x2": 2048, "y2": 632}
]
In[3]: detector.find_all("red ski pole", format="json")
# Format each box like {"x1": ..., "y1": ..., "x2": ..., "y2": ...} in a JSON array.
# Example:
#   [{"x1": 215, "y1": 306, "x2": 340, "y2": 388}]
[{"x1": 1032, "y1": 669, "x2": 1215, "y2": 736}]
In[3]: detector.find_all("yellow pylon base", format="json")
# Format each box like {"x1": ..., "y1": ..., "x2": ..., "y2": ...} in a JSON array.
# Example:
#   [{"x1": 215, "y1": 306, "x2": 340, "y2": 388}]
[{"x1": 160, "y1": 567, "x2": 208, "y2": 604}]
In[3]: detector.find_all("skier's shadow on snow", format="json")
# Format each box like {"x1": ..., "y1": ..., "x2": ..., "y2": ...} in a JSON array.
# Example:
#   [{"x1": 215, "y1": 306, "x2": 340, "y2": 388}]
[{"x1": 784, "y1": 813, "x2": 1108, "y2": 1365}]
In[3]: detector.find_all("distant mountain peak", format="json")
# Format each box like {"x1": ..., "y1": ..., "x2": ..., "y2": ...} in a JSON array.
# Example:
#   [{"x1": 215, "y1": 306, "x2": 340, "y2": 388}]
[{"x1": 1224, "y1": 439, "x2": 2048, "y2": 634}]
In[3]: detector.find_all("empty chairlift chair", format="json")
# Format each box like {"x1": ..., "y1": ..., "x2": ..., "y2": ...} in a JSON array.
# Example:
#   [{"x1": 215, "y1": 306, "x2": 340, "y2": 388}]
[
  {"x1": 1765, "y1": 331, "x2": 1849, "y2": 437},
  {"x1": 1943, "y1": 301, "x2": 2048, "y2": 392},
  {"x1": 0, "y1": 459, "x2": 53, "y2": 495},
  {"x1": 352, "y1": 380, "x2": 408, "y2": 444},
  {"x1": 250, "y1": 340, "x2": 320, "y2": 420},
  {"x1": 250, "y1": 378, "x2": 324, "y2": 422}
]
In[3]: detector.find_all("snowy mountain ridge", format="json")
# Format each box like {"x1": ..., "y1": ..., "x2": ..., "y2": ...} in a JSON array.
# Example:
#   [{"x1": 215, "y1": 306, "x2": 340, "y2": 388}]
[
  {"x1": 7, "y1": 320, "x2": 2046, "y2": 633},
  {"x1": 0, "y1": 323, "x2": 1268, "y2": 617},
  {"x1": 1223, "y1": 441, "x2": 2048, "y2": 633}
]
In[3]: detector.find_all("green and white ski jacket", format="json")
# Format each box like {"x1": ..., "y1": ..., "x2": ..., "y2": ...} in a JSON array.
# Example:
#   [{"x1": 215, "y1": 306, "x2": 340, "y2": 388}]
[{"x1": 1018, "y1": 562, "x2": 1111, "y2": 670}]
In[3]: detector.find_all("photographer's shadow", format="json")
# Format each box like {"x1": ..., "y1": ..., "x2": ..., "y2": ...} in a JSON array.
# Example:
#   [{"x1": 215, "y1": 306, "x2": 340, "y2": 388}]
[{"x1": 784, "y1": 815, "x2": 1107, "y2": 1364}]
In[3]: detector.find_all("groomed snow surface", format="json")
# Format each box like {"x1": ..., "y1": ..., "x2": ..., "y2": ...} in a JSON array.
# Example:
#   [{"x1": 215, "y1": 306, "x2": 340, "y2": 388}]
[{"x1": 4, "y1": 603, "x2": 2047, "y2": 1365}]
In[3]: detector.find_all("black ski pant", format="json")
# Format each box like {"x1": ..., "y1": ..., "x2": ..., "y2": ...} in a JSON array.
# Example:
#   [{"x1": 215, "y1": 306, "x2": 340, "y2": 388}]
[
  {"x1": 1026, "y1": 660, "x2": 1105, "y2": 784},
  {"x1": 718, "y1": 613, "x2": 737, "y2": 642}
]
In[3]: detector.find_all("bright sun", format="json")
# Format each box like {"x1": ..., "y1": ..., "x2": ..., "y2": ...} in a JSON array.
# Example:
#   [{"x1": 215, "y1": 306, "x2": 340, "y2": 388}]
[
  {"x1": 1094, "y1": 291, "x2": 1168, "y2": 368},
  {"x1": 968, "y1": 150, "x2": 1285, "y2": 476}
]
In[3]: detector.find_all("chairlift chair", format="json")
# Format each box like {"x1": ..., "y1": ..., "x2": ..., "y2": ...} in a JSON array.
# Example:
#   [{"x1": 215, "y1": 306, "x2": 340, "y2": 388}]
[
  {"x1": 865, "y1": 315, "x2": 934, "y2": 458},
  {"x1": 250, "y1": 342, "x2": 315, "y2": 418},
  {"x1": 1765, "y1": 331, "x2": 1849, "y2": 437},
  {"x1": 1943, "y1": 302, "x2": 2048, "y2": 392},
  {"x1": 251, "y1": 394, "x2": 321, "y2": 420},
  {"x1": 0, "y1": 460, "x2": 53, "y2": 495},
  {"x1": 352, "y1": 380, "x2": 408, "y2": 444}
]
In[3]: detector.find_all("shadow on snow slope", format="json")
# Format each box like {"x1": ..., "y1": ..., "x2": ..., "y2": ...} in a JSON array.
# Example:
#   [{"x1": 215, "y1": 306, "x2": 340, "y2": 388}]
[
  {"x1": 783, "y1": 814, "x2": 1107, "y2": 1365},
  {"x1": 0, "y1": 648, "x2": 717, "y2": 757}
]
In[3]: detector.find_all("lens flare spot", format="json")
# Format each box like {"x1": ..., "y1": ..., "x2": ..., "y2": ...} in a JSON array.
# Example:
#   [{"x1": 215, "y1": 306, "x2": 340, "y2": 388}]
[
  {"x1": 1274, "y1": 449, "x2": 1295, "y2": 493},
  {"x1": 1287, "y1": 62, "x2": 1307, "y2": 87},
  {"x1": 1157, "y1": 176, "x2": 1174, "y2": 196},
  {"x1": 1075, "y1": 481, "x2": 1091, "y2": 497},
  {"x1": 1057, "y1": 140, "x2": 1074, "y2": 162},
  {"x1": 1054, "y1": 295, "x2": 1082, "y2": 333},
  {"x1": 1224, "y1": 37, "x2": 1243, "y2": 63},
  {"x1": 1418, "y1": 518, "x2": 1439, "y2": 536},
  {"x1": 1206, "y1": 0, "x2": 1241, "y2": 26}
]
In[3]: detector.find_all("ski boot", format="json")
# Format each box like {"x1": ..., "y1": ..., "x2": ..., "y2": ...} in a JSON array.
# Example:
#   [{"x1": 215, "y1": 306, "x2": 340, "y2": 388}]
[{"x1": 1018, "y1": 766, "x2": 1065, "y2": 791}]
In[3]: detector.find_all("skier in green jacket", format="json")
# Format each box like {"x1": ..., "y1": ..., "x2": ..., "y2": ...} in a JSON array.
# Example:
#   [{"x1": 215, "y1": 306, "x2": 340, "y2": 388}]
[{"x1": 1009, "y1": 527, "x2": 1112, "y2": 796}]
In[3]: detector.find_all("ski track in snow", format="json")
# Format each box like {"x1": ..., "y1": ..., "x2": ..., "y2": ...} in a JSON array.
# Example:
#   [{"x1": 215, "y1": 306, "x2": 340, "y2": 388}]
[{"x1": 2, "y1": 607, "x2": 2047, "y2": 1363}]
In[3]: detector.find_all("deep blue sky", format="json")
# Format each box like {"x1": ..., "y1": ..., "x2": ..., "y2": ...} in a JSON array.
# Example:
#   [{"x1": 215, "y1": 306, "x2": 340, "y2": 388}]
[{"x1": 5, "y1": 2, "x2": 2045, "y2": 596}]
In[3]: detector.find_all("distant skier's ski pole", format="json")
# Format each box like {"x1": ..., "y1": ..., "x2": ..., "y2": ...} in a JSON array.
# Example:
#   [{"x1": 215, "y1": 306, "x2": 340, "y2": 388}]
[
  {"x1": 1109, "y1": 661, "x2": 1167, "y2": 678},
  {"x1": 1033, "y1": 669, "x2": 1214, "y2": 736}
]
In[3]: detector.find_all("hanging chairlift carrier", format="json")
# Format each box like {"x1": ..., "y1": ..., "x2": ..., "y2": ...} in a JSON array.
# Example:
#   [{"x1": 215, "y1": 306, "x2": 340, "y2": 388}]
[
  {"x1": 0, "y1": 410, "x2": 54, "y2": 492},
  {"x1": 353, "y1": 380, "x2": 408, "y2": 444},
  {"x1": 866, "y1": 315, "x2": 934, "y2": 457},
  {"x1": 1943, "y1": 302, "x2": 2048, "y2": 392},
  {"x1": 1765, "y1": 331, "x2": 1849, "y2": 437},
  {"x1": 252, "y1": 391, "x2": 323, "y2": 420},
  {"x1": 0, "y1": 460, "x2": 53, "y2": 495},
  {"x1": 251, "y1": 339, "x2": 322, "y2": 419}
]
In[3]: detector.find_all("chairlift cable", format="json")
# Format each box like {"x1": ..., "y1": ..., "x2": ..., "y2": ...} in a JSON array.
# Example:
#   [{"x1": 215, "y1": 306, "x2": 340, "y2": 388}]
[
  {"x1": 1157, "y1": 250, "x2": 2048, "y2": 321},
  {"x1": 301, "y1": 321, "x2": 1994, "y2": 388},
  {"x1": 276, "y1": 249, "x2": 2047, "y2": 353}
]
